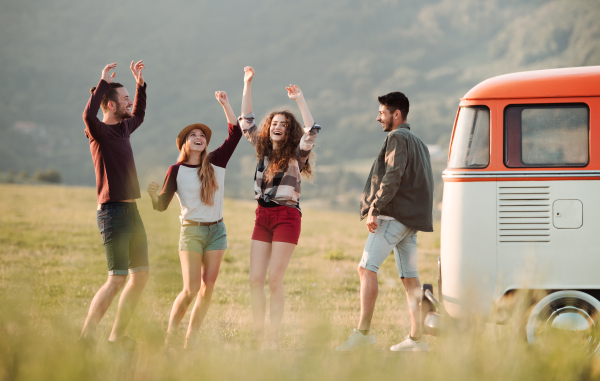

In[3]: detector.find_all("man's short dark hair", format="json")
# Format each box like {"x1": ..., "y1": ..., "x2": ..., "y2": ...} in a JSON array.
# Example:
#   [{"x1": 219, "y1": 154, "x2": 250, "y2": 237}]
[
  {"x1": 378, "y1": 92, "x2": 409, "y2": 120},
  {"x1": 90, "y1": 82, "x2": 124, "y2": 112}
]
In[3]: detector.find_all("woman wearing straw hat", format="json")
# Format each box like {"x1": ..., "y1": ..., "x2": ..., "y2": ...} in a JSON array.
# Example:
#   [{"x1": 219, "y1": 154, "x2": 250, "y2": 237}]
[
  {"x1": 147, "y1": 91, "x2": 241, "y2": 349},
  {"x1": 239, "y1": 66, "x2": 321, "y2": 349}
]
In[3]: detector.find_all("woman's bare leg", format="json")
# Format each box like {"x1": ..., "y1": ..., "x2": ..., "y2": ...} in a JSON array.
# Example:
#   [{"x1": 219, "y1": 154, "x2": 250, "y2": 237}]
[
  {"x1": 267, "y1": 242, "x2": 296, "y2": 341},
  {"x1": 186, "y1": 249, "x2": 225, "y2": 342},
  {"x1": 249, "y1": 240, "x2": 272, "y2": 341},
  {"x1": 165, "y1": 251, "x2": 202, "y2": 343}
]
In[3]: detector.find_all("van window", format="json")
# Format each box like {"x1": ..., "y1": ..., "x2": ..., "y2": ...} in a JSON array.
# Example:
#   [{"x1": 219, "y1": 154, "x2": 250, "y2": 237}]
[
  {"x1": 448, "y1": 106, "x2": 490, "y2": 169},
  {"x1": 504, "y1": 104, "x2": 589, "y2": 167}
]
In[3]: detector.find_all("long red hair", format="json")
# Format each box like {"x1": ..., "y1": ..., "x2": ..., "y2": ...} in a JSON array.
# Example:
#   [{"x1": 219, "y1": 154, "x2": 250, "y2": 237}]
[{"x1": 255, "y1": 110, "x2": 313, "y2": 181}]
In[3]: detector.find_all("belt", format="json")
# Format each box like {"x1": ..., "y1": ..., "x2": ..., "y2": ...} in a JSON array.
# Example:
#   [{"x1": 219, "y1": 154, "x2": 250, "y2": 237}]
[{"x1": 182, "y1": 218, "x2": 223, "y2": 227}]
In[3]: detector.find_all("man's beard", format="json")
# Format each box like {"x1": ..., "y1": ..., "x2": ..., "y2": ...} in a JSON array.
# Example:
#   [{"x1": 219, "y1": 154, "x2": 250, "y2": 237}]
[
  {"x1": 115, "y1": 103, "x2": 133, "y2": 121},
  {"x1": 383, "y1": 119, "x2": 394, "y2": 131}
]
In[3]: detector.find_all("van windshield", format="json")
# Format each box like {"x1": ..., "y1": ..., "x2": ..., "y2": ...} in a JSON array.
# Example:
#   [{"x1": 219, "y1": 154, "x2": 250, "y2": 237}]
[{"x1": 448, "y1": 106, "x2": 490, "y2": 169}]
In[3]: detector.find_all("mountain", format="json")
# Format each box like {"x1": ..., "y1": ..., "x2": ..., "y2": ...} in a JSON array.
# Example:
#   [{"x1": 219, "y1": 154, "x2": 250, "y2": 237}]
[{"x1": 1, "y1": 0, "x2": 599, "y2": 211}]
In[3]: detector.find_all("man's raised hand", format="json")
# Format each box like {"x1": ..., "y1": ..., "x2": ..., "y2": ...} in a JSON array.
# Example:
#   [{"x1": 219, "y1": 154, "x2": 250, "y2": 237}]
[
  {"x1": 130, "y1": 60, "x2": 145, "y2": 86},
  {"x1": 101, "y1": 63, "x2": 117, "y2": 83},
  {"x1": 244, "y1": 66, "x2": 255, "y2": 83},
  {"x1": 286, "y1": 85, "x2": 303, "y2": 101},
  {"x1": 215, "y1": 91, "x2": 230, "y2": 106}
]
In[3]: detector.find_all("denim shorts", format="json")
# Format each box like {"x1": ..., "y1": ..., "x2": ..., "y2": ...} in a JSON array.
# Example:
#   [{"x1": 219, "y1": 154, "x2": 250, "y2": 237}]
[
  {"x1": 358, "y1": 218, "x2": 418, "y2": 278},
  {"x1": 179, "y1": 221, "x2": 227, "y2": 254},
  {"x1": 97, "y1": 202, "x2": 149, "y2": 276}
]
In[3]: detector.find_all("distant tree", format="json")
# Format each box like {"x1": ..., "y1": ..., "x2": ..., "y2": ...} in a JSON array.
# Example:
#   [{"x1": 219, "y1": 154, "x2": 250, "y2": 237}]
[
  {"x1": 33, "y1": 168, "x2": 61, "y2": 184},
  {"x1": 18, "y1": 171, "x2": 28, "y2": 181},
  {"x1": 7, "y1": 170, "x2": 15, "y2": 183}
]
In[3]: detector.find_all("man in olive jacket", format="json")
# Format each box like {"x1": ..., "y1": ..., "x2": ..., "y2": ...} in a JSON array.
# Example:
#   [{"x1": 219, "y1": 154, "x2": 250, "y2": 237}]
[{"x1": 336, "y1": 92, "x2": 434, "y2": 352}]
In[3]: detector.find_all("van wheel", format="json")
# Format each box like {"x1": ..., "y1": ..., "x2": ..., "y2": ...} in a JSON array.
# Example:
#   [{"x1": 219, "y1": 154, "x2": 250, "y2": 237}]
[{"x1": 526, "y1": 290, "x2": 600, "y2": 356}]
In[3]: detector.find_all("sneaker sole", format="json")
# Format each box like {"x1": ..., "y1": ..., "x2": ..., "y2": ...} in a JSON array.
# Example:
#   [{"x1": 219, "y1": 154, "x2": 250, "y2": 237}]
[{"x1": 390, "y1": 346, "x2": 429, "y2": 352}]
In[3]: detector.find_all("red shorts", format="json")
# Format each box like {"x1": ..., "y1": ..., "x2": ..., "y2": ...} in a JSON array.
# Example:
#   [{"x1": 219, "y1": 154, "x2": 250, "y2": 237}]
[{"x1": 252, "y1": 205, "x2": 302, "y2": 244}]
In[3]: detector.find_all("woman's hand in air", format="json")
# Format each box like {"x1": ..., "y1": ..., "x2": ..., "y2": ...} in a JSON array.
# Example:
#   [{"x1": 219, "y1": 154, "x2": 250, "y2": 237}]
[
  {"x1": 217, "y1": 91, "x2": 237, "y2": 124},
  {"x1": 147, "y1": 182, "x2": 159, "y2": 194},
  {"x1": 101, "y1": 63, "x2": 117, "y2": 83},
  {"x1": 244, "y1": 66, "x2": 255, "y2": 83},
  {"x1": 215, "y1": 91, "x2": 230, "y2": 106},
  {"x1": 286, "y1": 85, "x2": 304, "y2": 101},
  {"x1": 287, "y1": 85, "x2": 314, "y2": 129}
]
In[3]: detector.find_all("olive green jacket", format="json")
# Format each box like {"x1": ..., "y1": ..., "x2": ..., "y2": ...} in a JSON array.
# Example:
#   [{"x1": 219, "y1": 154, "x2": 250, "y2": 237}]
[{"x1": 360, "y1": 124, "x2": 434, "y2": 232}]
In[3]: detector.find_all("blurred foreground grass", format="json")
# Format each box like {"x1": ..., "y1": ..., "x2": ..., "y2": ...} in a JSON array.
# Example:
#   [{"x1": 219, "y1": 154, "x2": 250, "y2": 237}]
[{"x1": 0, "y1": 184, "x2": 598, "y2": 380}]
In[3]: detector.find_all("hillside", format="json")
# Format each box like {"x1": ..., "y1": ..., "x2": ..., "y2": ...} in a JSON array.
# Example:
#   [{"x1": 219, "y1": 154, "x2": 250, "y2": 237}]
[{"x1": 1, "y1": 0, "x2": 599, "y2": 211}]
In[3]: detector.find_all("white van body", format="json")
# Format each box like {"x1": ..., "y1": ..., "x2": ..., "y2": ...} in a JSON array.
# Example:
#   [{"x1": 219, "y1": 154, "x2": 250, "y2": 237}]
[{"x1": 440, "y1": 66, "x2": 600, "y2": 321}]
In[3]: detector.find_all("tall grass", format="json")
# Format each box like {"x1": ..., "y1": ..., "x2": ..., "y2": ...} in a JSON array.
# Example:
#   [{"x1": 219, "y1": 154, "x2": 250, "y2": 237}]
[{"x1": 0, "y1": 184, "x2": 597, "y2": 380}]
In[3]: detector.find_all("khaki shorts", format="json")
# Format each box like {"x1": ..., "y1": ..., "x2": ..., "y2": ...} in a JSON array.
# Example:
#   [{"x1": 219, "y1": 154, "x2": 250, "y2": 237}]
[{"x1": 179, "y1": 221, "x2": 227, "y2": 254}]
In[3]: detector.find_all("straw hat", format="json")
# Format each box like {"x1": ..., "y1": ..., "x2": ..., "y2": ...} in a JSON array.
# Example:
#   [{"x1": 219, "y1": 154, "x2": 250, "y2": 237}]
[{"x1": 176, "y1": 123, "x2": 212, "y2": 151}]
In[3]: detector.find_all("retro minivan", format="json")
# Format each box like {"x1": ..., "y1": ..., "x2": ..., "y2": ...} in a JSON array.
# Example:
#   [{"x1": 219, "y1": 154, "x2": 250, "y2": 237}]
[{"x1": 426, "y1": 66, "x2": 600, "y2": 353}]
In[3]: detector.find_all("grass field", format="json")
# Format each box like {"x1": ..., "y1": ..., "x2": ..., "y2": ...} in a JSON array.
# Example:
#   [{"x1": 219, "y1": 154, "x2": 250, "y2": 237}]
[{"x1": 0, "y1": 184, "x2": 597, "y2": 380}]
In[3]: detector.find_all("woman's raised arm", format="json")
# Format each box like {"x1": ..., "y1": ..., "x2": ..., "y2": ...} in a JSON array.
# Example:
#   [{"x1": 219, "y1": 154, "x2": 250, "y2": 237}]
[
  {"x1": 286, "y1": 85, "x2": 315, "y2": 128},
  {"x1": 288, "y1": 85, "x2": 320, "y2": 170},
  {"x1": 239, "y1": 67, "x2": 259, "y2": 147},
  {"x1": 241, "y1": 66, "x2": 254, "y2": 117},
  {"x1": 211, "y1": 91, "x2": 243, "y2": 167},
  {"x1": 215, "y1": 91, "x2": 236, "y2": 125}
]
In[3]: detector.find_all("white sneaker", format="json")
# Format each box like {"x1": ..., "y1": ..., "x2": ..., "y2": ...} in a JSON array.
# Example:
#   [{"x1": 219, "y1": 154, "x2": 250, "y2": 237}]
[
  {"x1": 335, "y1": 329, "x2": 376, "y2": 351},
  {"x1": 390, "y1": 335, "x2": 428, "y2": 352}
]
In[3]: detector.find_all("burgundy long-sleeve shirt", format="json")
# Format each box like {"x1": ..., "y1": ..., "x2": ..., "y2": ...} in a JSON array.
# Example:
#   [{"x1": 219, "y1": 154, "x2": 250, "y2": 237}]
[{"x1": 83, "y1": 79, "x2": 147, "y2": 204}]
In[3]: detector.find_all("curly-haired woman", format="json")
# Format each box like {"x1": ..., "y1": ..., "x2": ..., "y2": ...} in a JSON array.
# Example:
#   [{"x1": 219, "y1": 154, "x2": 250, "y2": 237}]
[
  {"x1": 147, "y1": 91, "x2": 241, "y2": 349},
  {"x1": 239, "y1": 66, "x2": 321, "y2": 349}
]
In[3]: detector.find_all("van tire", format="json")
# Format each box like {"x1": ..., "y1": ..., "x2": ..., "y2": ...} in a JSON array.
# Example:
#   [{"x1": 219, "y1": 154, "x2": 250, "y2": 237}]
[{"x1": 526, "y1": 290, "x2": 600, "y2": 356}]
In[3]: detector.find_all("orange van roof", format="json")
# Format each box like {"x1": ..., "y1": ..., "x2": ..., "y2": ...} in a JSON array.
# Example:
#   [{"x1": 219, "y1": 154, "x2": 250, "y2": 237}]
[{"x1": 462, "y1": 66, "x2": 600, "y2": 100}]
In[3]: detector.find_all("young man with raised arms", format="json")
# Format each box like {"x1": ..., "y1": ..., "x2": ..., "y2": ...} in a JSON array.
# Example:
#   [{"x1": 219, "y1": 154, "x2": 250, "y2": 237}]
[
  {"x1": 336, "y1": 92, "x2": 434, "y2": 352},
  {"x1": 79, "y1": 61, "x2": 149, "y2": 350}
]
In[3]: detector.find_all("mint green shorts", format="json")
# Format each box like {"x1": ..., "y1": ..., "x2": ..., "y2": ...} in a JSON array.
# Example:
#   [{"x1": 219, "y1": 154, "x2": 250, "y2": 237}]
[{"x1": 179, "y1": 221, "x2": 227, "y2": 254}]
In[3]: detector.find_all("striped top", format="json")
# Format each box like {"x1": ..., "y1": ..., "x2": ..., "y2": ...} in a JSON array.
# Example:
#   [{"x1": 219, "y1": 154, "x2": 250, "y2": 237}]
[{"x1": 239, "y1": 113, "x2": 321, "y2": 211}]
